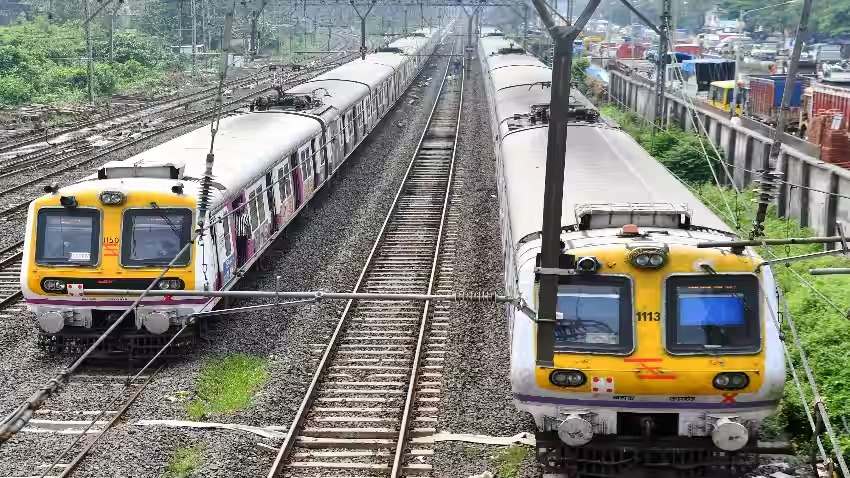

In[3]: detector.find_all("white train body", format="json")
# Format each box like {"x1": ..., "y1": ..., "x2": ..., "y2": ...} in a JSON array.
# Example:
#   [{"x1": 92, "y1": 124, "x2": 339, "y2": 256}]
[
  {"x1": 478, "y1": 32, "x2": 785, "y2": 458},
  {"x1": 21, "y1": 28, "x2": 443, "y2": 340}
]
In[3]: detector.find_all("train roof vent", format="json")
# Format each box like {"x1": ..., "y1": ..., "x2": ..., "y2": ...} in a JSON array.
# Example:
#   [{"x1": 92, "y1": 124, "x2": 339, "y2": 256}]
[
  {"x1": 484, "y1": 32, "x2": 505, "y2": 37},
  {"x1": 377, "y1": 47, "x2": 403, "y2": 53},
  {"x1": 496, "y1": 46, "x2": 526, "y2": 55},
  {"x1": 575, "y1": 203, "x2": 692, "y2": 230},
  {"x1": 98, "y1": 164, "x2": 182, "y2": 180}
]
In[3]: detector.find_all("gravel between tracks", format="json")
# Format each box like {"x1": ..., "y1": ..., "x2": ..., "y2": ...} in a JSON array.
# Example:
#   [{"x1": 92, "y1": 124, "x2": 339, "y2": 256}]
[
  {"x1": 428, "y1": 54, "x2": 540, "y2": 478},
  {"x1": 0, "y1": 43, "x2": 454, "y2": 477}
]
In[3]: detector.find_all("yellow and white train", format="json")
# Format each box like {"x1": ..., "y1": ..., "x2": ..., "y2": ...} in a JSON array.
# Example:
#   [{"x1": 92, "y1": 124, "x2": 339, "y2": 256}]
[
  {"x1": 21, "y1": 28, "x2": 442, "y2": 353},
  {"x1": 479, "y1": 31, "x2": 785, "y2": 473}
]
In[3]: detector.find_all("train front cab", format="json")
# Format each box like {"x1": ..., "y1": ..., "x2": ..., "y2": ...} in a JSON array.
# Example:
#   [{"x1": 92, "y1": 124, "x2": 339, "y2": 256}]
[
  {"x1": 515, "y1": 224, "x2": 784, "y2": 472},
  {"x1": 22, "y1": 179, "x2": 198, "y2": 341}
]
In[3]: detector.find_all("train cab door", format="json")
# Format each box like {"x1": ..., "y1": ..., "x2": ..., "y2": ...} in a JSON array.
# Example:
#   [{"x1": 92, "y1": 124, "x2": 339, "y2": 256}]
[
  {"x1": 298, "y1": 144, "x2": 314, "y2": 198},
  {"x1": 290, "y1": 152, "x2": 303, "y2": 207},
  {"x1": 352, "y1": 105, "x2": 360, "y2": 144},
  {"x1": 264, "y1": 172, "x2": 277, "y2": 232},
  {"x1": 341, "y1": 115, "x2": 349, "y2": 157},
  {"x1": 311, "y1": 138, "x2": 325, "y2": 186}
]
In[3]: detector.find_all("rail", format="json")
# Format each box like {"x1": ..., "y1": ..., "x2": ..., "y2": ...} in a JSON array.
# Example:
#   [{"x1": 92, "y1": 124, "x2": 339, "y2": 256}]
[{"x1": 267, "y1": 36, "x2": 462, "y2": 478}]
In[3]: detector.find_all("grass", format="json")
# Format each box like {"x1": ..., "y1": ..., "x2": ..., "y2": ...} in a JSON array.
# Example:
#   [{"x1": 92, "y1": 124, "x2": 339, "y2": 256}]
[
  {"x1": 187, "y1": 354, "x2": 269, "y2": 420},
  {"x1": 164, "y1": 444, "x2": 203, "y2": 478},
  {"x1": 492, "y1": 445, "x2": 531, "y2": 478}
]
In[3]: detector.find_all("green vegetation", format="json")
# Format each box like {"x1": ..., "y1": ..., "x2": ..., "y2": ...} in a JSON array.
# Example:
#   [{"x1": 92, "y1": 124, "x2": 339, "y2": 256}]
[
  {"x1": 600, "y1": 105, "x2": 719, "y2": 184},
  {"x1": 601, "y1": 102, "x2": 850, "y2": 458},
  {"x1": 187, "y1": 354, "x2": 269, "y2": 420},
  {"x1": 164, "y1": 444, "x2": 203, "y2": 478},
  {"x1": 492, "y1": 445, "x2": 531, "y2": 478},
  {"x1": 571, "y1": 56, "x2": 590, "y2": 86},
  {"x1": 0, "y1": 16, "x2": 181, "y2": 105}
]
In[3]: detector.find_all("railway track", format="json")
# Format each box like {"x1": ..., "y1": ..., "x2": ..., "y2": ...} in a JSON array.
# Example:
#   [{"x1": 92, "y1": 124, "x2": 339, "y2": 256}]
[
  {"x1": 0, "y1": 241, "x2": 23, "y2": 310},
  {"x1": 267, "y1": 38, "x2": 463, "y2": 478}
]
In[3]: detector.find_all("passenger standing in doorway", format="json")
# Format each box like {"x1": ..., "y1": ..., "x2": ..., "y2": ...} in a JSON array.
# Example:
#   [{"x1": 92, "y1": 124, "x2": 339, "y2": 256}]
[{"x1": 234, "y1": 198, "x2": 251, "y2": 267}]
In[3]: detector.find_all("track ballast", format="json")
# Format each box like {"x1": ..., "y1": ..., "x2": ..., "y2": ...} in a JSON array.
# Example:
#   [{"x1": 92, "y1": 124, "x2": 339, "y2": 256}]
[{"x1": 267, "y1": 38, "x2": 463, "y2": 478}]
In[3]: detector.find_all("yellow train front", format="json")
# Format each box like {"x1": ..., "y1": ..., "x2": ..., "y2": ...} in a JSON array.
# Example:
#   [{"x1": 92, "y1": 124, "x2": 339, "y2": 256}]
[
  {"x1": 509, "y1": 210, "x2": 786, "y2": 472},
  {"x1": 20, "y1": 175, "x2": 203, "y2": 354}
]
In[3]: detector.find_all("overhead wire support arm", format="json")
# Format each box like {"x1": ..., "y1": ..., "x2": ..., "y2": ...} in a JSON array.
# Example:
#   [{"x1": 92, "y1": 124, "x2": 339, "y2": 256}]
[
  {"x1": 531, "y1": 0, "x2": 601, "y2": 366},
  {"x1": 350, "y1": 0, "x2": 378, "y2": 60}
]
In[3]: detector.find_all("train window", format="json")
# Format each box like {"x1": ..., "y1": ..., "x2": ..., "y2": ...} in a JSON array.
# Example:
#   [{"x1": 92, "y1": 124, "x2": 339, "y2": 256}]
[
  {"x1": 277, "y1": 167, "x2": 291, "y2": 200},
  {"x1": 248, "y1": 191, "x2": 259, "y2": 232},
  {"x1": 665, "y1": 275, "x2": 760, "y2": 354},
  {"x1": 35, "y1": 208, "x2": 100, "y2": 266},
  {"x1": 121, "y1": 208, "x2": 191, "y2": 267},
  {"x1": 554, "y1": 276, "x2": 633, "y2": 353},
  {"x1": 254, "y1": 186, "x2": 266, "y2": 225}
]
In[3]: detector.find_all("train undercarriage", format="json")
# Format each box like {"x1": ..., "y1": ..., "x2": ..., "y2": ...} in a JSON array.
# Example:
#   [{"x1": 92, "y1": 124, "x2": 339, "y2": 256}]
[{"x1": 536, "y1": 432, "x2": 791, "y2": 478}]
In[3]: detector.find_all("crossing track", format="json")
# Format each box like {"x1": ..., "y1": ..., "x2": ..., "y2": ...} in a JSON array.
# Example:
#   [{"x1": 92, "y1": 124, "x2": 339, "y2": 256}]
[
  {"x1": 0, "y1": 51, "x2": 356, "y2": 157},
  {"x1": 267, "y1": 37, "x2": 463, "y2": 478},
  {"x1": 0, "y1": 241, "x2": 23, "y2": 310}
]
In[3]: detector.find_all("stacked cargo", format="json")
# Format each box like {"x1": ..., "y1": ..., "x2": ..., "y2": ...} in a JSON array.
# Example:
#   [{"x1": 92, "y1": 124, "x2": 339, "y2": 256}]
[
  {"x1": 807, "y1": 112, "x2": 850, "y2": 166},
  {"x1": 811, "y1": 83, "x2": 850, "y2": 133}
]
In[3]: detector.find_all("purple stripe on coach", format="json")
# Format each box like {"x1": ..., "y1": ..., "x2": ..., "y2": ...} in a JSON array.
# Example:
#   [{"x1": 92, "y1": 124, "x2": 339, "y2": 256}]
[{"x1": 514, "y1": 393, "x2": 779, "y2": 410}]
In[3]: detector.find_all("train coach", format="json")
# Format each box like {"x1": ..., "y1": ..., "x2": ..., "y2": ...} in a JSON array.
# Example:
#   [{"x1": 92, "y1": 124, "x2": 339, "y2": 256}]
[
  {"x1": 20, "y1": 28, "x2": 442, "y2": 354},
  {"x1": 478, "y1": 31, "x2": 785, "y2": 473}
]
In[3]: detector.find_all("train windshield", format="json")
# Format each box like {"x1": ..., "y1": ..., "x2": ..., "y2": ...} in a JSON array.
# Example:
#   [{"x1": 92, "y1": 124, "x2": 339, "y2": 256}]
[
  {"x1": 121, "y1": 208, "x2": 192, "y2": 267},
  {"x1": 666, "y1": 275, "x2": 760, "y2": 353},
  {"x1": 35, "y1": 208, "x2": 99, "y2": 266},
  {"x1": 554, "y1": 276, "x2": 633, "y2": 353}
]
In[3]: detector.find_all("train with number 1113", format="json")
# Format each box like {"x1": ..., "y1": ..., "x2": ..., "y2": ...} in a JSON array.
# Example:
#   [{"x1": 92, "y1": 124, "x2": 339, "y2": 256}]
[{"x1": 479, "y1": 28, "x2": 785, "y2": 475}]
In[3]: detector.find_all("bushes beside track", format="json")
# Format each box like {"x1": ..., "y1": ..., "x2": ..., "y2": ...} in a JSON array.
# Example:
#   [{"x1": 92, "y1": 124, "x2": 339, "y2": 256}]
[
  {"x1": 600, "y1": 103, "x2": 850, "y2": 459},
  {"x1": 0, "y1": 16, "x2": 181, "y2": 105}
]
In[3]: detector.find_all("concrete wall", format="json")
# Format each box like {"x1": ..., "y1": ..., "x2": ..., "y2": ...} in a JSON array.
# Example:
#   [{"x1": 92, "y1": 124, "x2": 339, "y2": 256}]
[{"x1": 608, "y1": 70, "x2": 850, "y2": 239}]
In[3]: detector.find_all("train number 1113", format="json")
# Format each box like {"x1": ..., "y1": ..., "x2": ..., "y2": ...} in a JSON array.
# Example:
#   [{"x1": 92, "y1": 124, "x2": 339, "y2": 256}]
[{"x1": 636, "y1": 311, "x2": 661, "y2": 321}]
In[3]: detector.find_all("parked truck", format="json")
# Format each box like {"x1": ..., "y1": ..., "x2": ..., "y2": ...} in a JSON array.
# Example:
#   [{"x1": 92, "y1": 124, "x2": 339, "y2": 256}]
[{"x1": 747, "y1": 75, "x2": 806, "y2": 132}]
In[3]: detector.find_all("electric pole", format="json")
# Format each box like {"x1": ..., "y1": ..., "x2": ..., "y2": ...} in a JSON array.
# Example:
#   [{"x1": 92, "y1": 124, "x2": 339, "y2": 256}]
[
  {"x1": 191, "y1": 0, "x2": 198, "y2": 74},
  {"x1": 655, "y1": 0, "x2": 671, "y2": 124},
  {"x1": 751, "y1": 0, "x2": 814, "y2": 238},
  {"x1": 351, "y1": 0, "x2": 378, "y2": 60},
  {"x1": 531, "y1": 0, "x2": 602, "y2": 365},
  {"x1": 82, "y1": 0, "x2": 95, "y2": 103}
]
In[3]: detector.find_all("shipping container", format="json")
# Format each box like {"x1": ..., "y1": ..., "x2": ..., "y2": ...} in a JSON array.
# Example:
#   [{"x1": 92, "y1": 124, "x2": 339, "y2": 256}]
[
  {"x1": 616, "y1": 43, "x2": 647, "y2": 59},
  {"x1": 674, "y1": 43, "x2": 702, "y2": 57},
  {"x1": 747, "y1": 75, "x2": 805, "y2": 125},
  {"x1": 811, "y1": 82, "x2": 850, "y2": 133}
]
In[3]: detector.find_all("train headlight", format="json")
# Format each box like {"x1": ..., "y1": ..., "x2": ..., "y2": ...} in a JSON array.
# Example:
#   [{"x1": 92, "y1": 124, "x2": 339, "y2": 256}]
[
  {"x1": 575, "y1": 256, "x2": 600, "y2": 274},
  {"x1": 156, "y1": 279, "x2": 185, "y2": 290},
  {"x1": 99, "y1": 191, "x2": 126, "y2": 205},
  {"x1": 713, "y1": 372, "x2": 749, "y2": 390},
  {"x1": 549, "y1": 369, "x2": 587, "y2": 387},
  {"x1": 628, "y1": 246, "x2": 668, "y2": 269},
  {"x1": 41, "y1": 279, "x2": 67, "y2": 292}
]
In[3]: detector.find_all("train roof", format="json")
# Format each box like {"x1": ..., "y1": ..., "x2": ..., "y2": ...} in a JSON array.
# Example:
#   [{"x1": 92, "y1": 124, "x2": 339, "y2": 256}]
[
  {"x1": 501, "y1": 125, "x2": 734, "y2": 241},
  {"x1": 95, "y1": 112, "x2": 321, "y2": 200},
  {"x1": 286, "y1": 30, "x2": 435, "y2": 111},
  {"x1": 479, "y1": 35, "x2": 734, "y2": 241}
]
